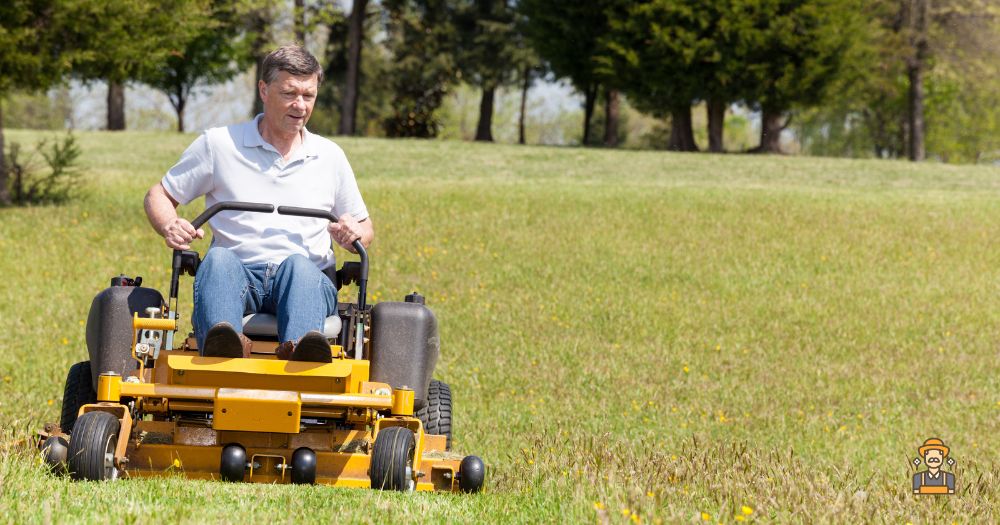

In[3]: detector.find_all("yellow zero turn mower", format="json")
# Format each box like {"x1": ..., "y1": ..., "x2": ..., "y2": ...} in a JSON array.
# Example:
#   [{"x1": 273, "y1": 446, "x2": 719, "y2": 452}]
[{"x1": 37, "y1": 202, "x2": 485, "y2": 492}]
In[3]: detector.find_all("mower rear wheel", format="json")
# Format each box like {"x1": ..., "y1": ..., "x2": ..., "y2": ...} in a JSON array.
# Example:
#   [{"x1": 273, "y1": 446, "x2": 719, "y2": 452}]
[
  {"x1": 370, "y1": 427, "x2": 416, "y2": 491},
  {"x1": 67, "y1": 411, "x2": 120, "y2": 481},
  {"x1": 60, "y1": 361, "x2": 97, "y2": 434},
  {"x1": 415, "y1": 379, "x2": 452, "y2": 450}
]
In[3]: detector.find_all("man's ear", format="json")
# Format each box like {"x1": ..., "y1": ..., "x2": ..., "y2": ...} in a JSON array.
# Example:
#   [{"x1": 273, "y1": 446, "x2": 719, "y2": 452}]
[{"x1": 258, "y1": 80, "x2": 268, "y2": 103}]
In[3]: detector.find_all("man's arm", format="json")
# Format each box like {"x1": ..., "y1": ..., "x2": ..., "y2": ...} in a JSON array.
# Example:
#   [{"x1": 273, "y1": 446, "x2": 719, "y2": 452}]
[
  {"x1": 328, "y1": 214, "x2": 374, "y2": 253},
  {"x1": 144, "y1": 182, "x2": 204, "y2": 250}
]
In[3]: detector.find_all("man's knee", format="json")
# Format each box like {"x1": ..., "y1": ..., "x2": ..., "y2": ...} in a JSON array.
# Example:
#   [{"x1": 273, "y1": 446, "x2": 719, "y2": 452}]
[
  {"x1": 198, "y1": 247, "x2": 243, "y2": 278},
  {"x1": 277, "y1": 254, "x2": 317, "y2": 277}
]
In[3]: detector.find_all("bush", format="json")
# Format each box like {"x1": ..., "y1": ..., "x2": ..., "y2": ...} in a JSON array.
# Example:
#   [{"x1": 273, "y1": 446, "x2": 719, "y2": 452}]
[{"x1": 5, "y1": 133, "x2": 83, "y2": 206}]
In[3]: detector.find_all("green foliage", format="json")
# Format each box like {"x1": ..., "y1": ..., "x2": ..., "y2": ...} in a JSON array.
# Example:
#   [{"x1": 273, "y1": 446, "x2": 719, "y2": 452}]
[
  {"x1": 600, "y1": 0, "x2": 863, "y2": 117},
  {"x1": 138, "y1": 1, "x2": 253, "y2": 132},
  {"x1": 0, "y1": 0, "x2": 70, "y2": 94},
  {"x1": 792, "y1": 0, "x2": 1000, "y2": 163},
  {"x1": 518, "y1": 0, "x2": 617, "y2": 94},
  {"x1": 4, "y1": 133, "x2": 82, "y2": 205},
  {"x1": 453, "y1": 0, "x2": 519, "y2": 90},
  {"x1": 312, "y1": 2, "x2": 395, "y2": 137},
  {"x1": 66, "y1": 0, "x2": 214, "y2": 84},
  {"x1": 381, "y1": 0, "x2": 460, "y2": 138}
]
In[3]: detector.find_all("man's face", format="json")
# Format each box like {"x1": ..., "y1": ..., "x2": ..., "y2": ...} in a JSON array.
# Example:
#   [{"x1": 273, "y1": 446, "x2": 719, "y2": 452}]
[
  {"x1": 259, "y1": 70, "x2": 318, "y2": 136},
  {"x1": 924, "y1": 449, "x2": 944, "y2": 469}
]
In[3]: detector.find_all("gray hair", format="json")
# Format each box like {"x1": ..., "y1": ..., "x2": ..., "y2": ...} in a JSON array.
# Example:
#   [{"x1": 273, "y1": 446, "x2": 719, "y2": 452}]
[{"x1": 260, "y1": 45, "x2": 324, "y2": 84}]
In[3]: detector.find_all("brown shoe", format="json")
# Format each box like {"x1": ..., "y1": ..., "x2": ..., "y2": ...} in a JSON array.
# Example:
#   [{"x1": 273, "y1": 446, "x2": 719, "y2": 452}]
[
  {"x1": 275, "y1": 340, "x2": 295, "y2": 360},
  {"x1": 203, "y1": 322, "x2": 252, "y2": 358},
  {"x1": 278, "y1": 331, "x2": 332, "y2": 363}
]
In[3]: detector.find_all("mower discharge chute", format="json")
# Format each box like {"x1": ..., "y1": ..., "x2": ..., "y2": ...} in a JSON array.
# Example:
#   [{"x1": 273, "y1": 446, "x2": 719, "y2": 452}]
[{"x1": 38, "y1": 202, "x2": 485, "y2": 493}]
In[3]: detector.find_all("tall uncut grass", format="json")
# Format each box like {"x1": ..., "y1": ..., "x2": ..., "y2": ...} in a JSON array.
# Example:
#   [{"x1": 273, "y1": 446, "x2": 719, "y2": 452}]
[{"x1": 2, "y1": 130, "x2": 1000, "y2": 523}]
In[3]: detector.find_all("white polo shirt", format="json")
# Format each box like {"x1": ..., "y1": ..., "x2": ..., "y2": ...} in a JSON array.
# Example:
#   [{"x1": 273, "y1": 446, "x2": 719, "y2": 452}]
[{"x1": 161, "y1": 114, "x2": 368, "y2": 270}]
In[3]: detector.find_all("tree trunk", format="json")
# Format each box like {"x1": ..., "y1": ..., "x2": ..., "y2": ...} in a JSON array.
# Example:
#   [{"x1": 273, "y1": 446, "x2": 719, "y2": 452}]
[
  {"x1": 294, "y1": 0, "x2": 306, "y2": 44},
  {"x1": 707, "y1": 98, "x2": 725, "y2": 153},
  {"x1": 758, "y1": 108, "x2": 785, "y2": 153},
  {"x1": 475, "y1": 85, "x2": 496, "y2": 142},
  {"x1": 518, "y1": 65, "x2": 531, "y2": 145},
  {"x1": 603, "y1": 89, "x2": 619, "y2": 147},
  {"x1": 667, "y1": 106, "x2": 698, "y2": 151},
  {"x1": 175, "y1": 100, "x2": 186, "y2": 133},
  {"x1": 0, "y1": 102, "x2": 8, "y2": 206},
  {"x1": 582, "y1": 83, "x2": 597, "y2": 146},
  {"x1": 250, "y1": 10, "x2": 270, "y2": 117},
  {"x1": 339, "y1": 0, "x2": 368, "y2": 136},
  {"x1": 907, "y1": 0, "x2": 928, "y2": 161},
  {"x1": 107, "y1": 80, "x2": 126, "y2": 131}
]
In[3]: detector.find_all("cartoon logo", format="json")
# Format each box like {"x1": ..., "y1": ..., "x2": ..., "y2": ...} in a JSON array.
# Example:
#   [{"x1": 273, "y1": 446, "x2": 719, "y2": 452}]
[{"x1": 912, "y1": 438, "x2": 955, "y2": 495}]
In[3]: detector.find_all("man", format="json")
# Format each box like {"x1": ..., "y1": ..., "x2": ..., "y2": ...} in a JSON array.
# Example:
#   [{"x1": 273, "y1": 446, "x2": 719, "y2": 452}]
[
  {"x1": 144, "y1": 45, "x2": 373, "y2": 362},
  {"x1": 912, "y1": 438, "x2": 956, "y2": 495}
]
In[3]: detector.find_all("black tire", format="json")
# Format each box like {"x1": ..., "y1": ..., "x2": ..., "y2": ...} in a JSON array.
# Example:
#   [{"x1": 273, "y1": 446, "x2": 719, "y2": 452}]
[
  {"x1": 67, "y1": 411, "x2": 120, "y2": 481},
  {"x1": 369, "y1": 427, "x2": 416, "y2": 491},
  {"x1": 290, "y1": 447, "x2": 317, "y2": 484},
  {"x1": 60, "y1": 361, "x2": 97, "y2": 434},
  {"x1": 415, "y1": 380, "x2": 452, "y2": 451},
  {"x1": 220, "y1": 444, "x2": 247, "y2": 482}
]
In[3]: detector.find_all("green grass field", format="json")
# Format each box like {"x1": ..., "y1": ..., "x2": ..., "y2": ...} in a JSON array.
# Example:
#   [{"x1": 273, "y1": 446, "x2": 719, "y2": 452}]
[{"x1": 2, "y1": 129, "x2": 1000, "y2": 523}]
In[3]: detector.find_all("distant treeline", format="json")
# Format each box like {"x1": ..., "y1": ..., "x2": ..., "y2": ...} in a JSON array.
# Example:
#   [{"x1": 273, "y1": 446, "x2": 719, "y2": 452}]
[{"x1": 1, "y1": 1, "x2": 998, "y2": 167}]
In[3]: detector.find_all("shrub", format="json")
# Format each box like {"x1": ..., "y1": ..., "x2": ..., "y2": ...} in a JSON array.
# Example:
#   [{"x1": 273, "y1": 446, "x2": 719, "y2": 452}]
[{"x1": 5, "y1": 133, "x2": 83, "y2": 206}]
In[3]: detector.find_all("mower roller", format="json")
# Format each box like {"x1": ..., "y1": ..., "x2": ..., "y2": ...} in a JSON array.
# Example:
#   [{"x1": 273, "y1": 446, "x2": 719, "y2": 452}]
[{"x1": 37, "y1": 202, "x2": 485, "y2": 493}]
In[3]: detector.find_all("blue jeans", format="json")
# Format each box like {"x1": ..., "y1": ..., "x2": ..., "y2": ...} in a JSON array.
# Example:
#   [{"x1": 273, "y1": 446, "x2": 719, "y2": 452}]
[{"x1": 192, "y1": 247, "x2": 337, "y2": 351}]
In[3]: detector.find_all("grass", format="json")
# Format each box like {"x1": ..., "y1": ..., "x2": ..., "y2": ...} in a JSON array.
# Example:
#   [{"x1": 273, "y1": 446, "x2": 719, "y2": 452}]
[{"x1": 2, "y1": 129, "x2": 1000, "y2": 523}]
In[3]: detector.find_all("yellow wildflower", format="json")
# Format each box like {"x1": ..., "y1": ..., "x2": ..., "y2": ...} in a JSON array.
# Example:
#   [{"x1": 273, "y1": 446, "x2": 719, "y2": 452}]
[
  {"x1": 701, "y1": 512, "x2": 711, "y2": 521},
  {"x1": 742, "y1": 506, "x2": 753, "y2": 515}
]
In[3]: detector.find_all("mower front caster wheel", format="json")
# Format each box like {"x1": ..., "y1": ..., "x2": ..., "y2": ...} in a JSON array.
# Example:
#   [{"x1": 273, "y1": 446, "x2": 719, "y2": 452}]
[
  {"x1": 67, "y1": 411, "x2": 120, "y2": 481},
  {"x1": 291, "y1": 447, "x2": 317, "y2": 484},
  {"x1": 370, "y1": 427, "x2": 415, "y2": 491},
  {"x1": 220, "y1": 444, "x2": 247, "y2": 482},
  {"x1": 459, "y1": 455, "x2": 485, "y2": 493}
]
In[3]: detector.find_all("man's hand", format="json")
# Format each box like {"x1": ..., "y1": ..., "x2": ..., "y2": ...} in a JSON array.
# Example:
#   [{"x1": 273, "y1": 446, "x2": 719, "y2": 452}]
[
  {"x1": 328, "y1": 213, "x2": 364, "y2": 252},
  {"x1": 163, "y1": 218, "x2": 205, "y2": 250}
]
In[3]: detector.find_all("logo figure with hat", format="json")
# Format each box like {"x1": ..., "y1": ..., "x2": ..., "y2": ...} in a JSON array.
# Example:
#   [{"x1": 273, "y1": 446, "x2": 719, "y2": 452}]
[{"x1": 912, "y1": 438, "x2": 955, "y2": 495}]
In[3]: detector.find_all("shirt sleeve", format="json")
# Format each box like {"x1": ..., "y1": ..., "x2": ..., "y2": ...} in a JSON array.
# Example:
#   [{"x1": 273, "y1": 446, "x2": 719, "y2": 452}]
[
  {"x1": 332, "y1": 149, "x2": 369, "y2": 221},
  {"x1": 161, "y1": 132, "x2": 214, "y2": 205}
]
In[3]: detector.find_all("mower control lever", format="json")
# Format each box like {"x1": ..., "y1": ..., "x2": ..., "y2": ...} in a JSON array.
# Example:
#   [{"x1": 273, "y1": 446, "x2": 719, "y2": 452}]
[
  {"x1": 276, "y1": 205, "x2": 369, "y2": 309},
  {"x1": 190, "y1": 202, "x2": 275, "y2": 229}
]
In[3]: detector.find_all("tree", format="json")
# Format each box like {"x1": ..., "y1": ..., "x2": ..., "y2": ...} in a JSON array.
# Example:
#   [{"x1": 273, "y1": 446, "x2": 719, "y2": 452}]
[
  {"x1": 339, "y1": 0, "x2": 370, "y2": 135},
  {"x1": 792, "y1": 0, "x2": 999, "y2": 162},
  {"x1": 246, "y1": 0, "x2": 277, "y2": 117},
  {"x1": 140, "y1": 2, "x2": 252, "y2": 132},
  {"x1": 67, "y1": 0, "x2": 210, "y2": 131},
  {"x1": 519, "y1": 0, "x2": 621, "y2": 146},
  {"x1": 381, "y1": 0, "x2": 459, "y2": 138},
  {"x1": 0, "y1": 0, "x2": 82, "y2": 205},
  {"x1": 454, "y1": 0, "x2": 519, "y2": 142},
  {"x1": 740, "y1": 0, "x2": 862, "y2": 153},
  {"x1": 600, "y1": 0, "x2": 721, "y2": 151}
]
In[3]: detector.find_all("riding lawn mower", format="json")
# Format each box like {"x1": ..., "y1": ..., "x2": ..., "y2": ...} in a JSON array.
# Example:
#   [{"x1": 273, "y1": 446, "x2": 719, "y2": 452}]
[{"x1": 36, "y1": 202, "x2": 485, "y2": 493}]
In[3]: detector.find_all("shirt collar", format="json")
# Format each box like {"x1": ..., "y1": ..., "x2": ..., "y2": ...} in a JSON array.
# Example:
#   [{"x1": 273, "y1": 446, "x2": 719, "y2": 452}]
[{"x1": 243, "y1": 113, "x2": 319, "y2": 160}]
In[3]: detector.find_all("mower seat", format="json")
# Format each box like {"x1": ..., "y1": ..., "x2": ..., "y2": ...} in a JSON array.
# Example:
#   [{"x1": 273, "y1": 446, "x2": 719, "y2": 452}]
[{"x1": 241, "y1": 313, "x2": 342, "y2": 339}]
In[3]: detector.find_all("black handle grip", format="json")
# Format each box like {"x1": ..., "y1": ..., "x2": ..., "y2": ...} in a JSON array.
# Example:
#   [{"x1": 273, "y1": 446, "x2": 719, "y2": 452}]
[
  {"x1": 276, "y1": 206, "x2": 369, "y2": 309},
  {"x1": 191, "y1": 202, "x2": 275, "y2": 229},
  {"x1": 276, "y1": 205, "x2": 337, "y2": 222}
]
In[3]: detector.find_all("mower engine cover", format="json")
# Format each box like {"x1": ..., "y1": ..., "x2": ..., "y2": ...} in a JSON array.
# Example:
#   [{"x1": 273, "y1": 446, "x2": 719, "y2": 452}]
[
  {"x1": 369, "y1": 301, "x2": 439, "y2": 410},
  {"x1": 85, "y1": 282, "x2": 164, "y2": 390}
]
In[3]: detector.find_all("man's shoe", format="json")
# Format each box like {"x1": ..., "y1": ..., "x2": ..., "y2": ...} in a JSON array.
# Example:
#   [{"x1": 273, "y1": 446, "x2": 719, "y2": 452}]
[
  {"x1": 203, "y1": 322, "x2": 252, "y2": 358},
  {"x1": 275, "y1": 340, "x2": 295, "y2": 360},
  {"x1": 287, "y1": 331, "x2": 332, "y2": 363}
]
